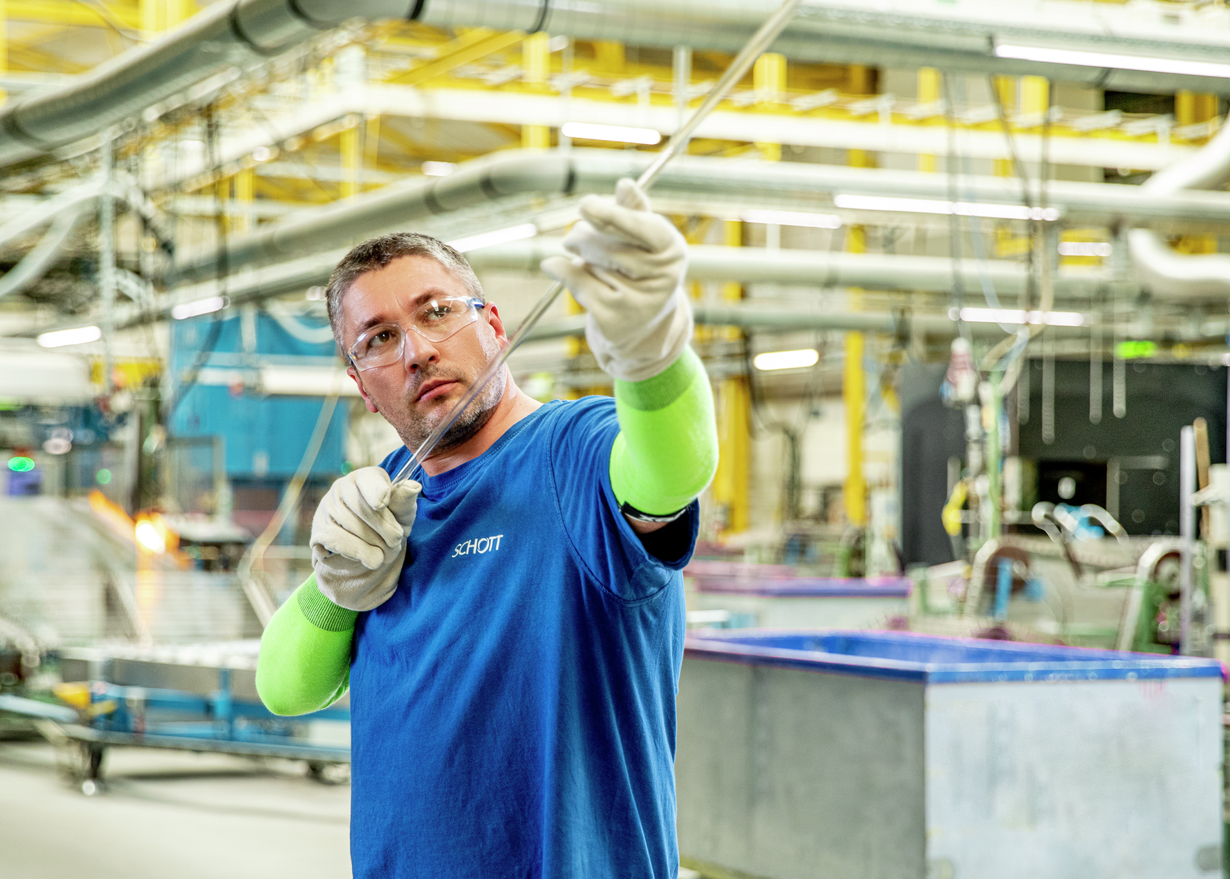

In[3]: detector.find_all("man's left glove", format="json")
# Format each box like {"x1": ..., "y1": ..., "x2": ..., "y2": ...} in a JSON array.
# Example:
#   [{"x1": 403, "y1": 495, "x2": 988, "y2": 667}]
[
  {"x1": 310, "y1": 466, "x2": 420, "y2": 612},
  {"x1": 541, "y1": 178, "x2": 693, "y2": 382}
]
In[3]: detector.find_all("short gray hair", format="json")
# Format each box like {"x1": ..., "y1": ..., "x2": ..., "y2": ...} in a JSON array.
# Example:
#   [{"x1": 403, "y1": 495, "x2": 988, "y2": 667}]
[{"x1": 325, "y1": 232, "x2": 485, "y2": 352}]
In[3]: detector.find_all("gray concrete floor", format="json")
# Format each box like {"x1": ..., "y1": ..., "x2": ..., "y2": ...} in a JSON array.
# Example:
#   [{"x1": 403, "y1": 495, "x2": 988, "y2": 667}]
[{"x1": 0, "y1": 738, "x2": 352, "y2": 879}]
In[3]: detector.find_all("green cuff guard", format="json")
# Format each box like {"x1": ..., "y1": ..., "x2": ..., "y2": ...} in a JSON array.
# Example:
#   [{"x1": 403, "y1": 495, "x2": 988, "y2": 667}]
[
  {"x1": 257, "y1": 573, "x2": 354, "y2": 716},
  {"x1": 611, "y1": 347, "x2": 719, "y2": 517},
  {"x1": 296, "y1": 574, "x2": 360, "y2": 632}
]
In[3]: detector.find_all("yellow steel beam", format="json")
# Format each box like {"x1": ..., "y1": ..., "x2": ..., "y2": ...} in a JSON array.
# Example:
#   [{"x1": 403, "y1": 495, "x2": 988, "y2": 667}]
[
  {"x1": 753, "y1": 52, "x2": 785, "y2": 161},
  {"x1": 0, "y1": 0, "x2": 7, "y2": 105},
  {"x1": 8, "y1": 0, "x2": 141, "y2": 29},
  {"x1": 141, "y1": 0, "x2": 192, "y2": 38},
  {"x1": 843, "y1": 224, "x2": 867, "y2": 529},
  {"x1": 843, "y1": 64, "x2": 873, "y2": 529},
  {"x1": 711, "y1": 219, "x2": 750, "y2": 535},
  {"x1": 991, "y1": 75, "x2": 1016, "y2": 178},
  {"x1": 339, "y1": 121, "x2": 360, "y2": 199},
  {"x1": 845, "y1": 64, "x2": 876, "y2": 170},
  {"x1": 917, "y1": 67, "x2": 941, "y2": 173},
  {"x1": 522, "y1": 31, "x2": 549, "y2": 149},
  {"x1": 593, "y1": 40, "x2": 625, "y2": 74},
  {"x1": 233, "y1": 166, "x2": 254, "y2": 234},
  {"x1": 5, "y1": 42, "x2": 89, "y2": 73},
  {"x1": 1174, "y1": 90, "x2": 1219, "y2": 255},
  {"x1": 364, "y1": 114, "x2": 381, "y2": 168},
  {"x1": 386, "y1": 27, "x2": 524, "y2": 88}
]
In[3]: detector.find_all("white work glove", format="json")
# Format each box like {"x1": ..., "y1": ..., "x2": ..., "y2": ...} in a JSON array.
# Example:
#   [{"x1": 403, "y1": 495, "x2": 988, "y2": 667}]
[
  {"x1": 541, "y1": 178, "x2": 693, "y2": 382},
  {"x1": 310, "y1": 466, "x2": 420, "y2": 612}
]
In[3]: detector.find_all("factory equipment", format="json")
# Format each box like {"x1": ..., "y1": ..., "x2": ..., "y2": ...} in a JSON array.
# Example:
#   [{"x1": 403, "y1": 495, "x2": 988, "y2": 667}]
[
  {"x1": 676, "y1": 629, "x2": 1224, "y2": 879},
  {"x1": 0, "y1": 642, "x2": 349, "y2": 794},
  {"x1": 687, "y1": 575, "x2": 911, "y2": 630}
]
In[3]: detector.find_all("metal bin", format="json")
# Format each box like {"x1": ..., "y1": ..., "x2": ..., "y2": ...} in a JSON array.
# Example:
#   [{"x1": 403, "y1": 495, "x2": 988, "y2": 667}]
[{"x1": 676, "y1": 630, "x2": 1224, "y2": 879}]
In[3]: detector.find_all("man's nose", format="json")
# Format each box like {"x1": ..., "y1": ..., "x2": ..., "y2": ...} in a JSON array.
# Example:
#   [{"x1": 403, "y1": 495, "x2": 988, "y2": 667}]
[{"x1": 402, "y1": 330, "x2": 439, "y2": 372}]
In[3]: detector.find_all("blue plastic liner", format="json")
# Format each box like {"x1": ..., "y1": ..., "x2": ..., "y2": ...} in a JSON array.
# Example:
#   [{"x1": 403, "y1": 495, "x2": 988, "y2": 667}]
[{"x1": 685, "y1": 629, "x2": 1225, "y2": 684}]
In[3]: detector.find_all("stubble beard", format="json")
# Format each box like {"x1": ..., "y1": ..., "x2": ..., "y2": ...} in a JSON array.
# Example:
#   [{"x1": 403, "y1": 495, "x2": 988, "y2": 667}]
[{"x1": 386, "y1": 331, "x2": 506, "y2": 455}]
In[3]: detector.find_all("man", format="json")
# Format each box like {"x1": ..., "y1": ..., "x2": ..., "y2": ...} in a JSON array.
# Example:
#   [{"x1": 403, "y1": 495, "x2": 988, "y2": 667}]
[{"x1": 256, "y1": 179, "x2": 718, "y2": 878}]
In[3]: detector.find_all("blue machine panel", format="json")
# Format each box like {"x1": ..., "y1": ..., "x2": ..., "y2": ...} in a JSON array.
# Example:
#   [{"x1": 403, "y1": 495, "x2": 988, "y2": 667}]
[{"x1": 169, "y1": 311, "x2": 348, "y2": 478}]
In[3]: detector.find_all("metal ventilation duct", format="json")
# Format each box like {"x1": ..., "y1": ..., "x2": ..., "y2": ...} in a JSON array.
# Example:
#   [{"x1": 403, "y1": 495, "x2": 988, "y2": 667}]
[
  {"x1": 4, "y1": 0, "x2": 1230, "y2": 168},
  {"x1": 1129, "y1": 122, "x2": 1230, "y2": 300},
  {"x1": 172, "y1": 148, "x2": 1230, "y2": 285}
]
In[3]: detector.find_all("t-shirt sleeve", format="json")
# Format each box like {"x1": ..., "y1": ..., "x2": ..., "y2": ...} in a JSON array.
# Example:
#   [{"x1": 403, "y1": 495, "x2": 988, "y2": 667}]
[{"x1": 548, "y1": 398, "x2": 699, "y2": 602}]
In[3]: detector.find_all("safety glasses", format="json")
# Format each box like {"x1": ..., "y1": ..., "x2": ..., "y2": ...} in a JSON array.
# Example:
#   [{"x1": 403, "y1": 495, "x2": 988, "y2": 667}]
[{"x1": 348, "y1": 297, "x2": 484, "y2": 372}]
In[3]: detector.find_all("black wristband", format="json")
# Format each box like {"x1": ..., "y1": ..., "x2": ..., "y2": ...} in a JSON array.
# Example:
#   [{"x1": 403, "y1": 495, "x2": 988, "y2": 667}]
[{"x1": 619, "y1": 501, "x2": 688, "y2": 524}]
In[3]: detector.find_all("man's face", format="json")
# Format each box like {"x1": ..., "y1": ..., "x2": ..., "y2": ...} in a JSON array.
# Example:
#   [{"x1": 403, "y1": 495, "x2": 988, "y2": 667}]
[{"x1": 341, "y1": 254, "x2": 508, "y2": 453}]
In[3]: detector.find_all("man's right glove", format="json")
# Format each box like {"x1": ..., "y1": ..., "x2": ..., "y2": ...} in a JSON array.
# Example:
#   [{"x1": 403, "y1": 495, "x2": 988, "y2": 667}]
[{"x1": 310, "y1": 466, "x2": 420, "y2": 612}]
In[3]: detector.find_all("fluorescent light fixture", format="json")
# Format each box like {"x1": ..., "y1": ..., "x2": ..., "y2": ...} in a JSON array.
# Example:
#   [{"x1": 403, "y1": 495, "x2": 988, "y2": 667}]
[
  {"x1": 421, "y1": 161, "x2": 456, "y2": 177},
  {"x1": 260, "y1": 366, "x2": 361, "y2": 397},
  {"x1": 448, "y1": 223, "x2": 538, "y2": 253},
  {"x1": 171, "y1": 295, "x2": 228, "y2": 320},
  {"x1": 834, "y1": 194, "x2": 1059, "y2": 222},
  {"x1": 1058, "y1": 241, "x2": 1112, "y2": 257},
  {"x1": 953, "y1": 307, "x2": 1085, "y2": 327},
  {"x1": 741, "y1": 209, "x2": 843, "y2": 229},
  {"x1": 753, "y1": 348, "x2": 820, "y2": 371},
  {"x1": 37, "y1": 325, "x2": 101, "y2": 348},
  {"x1": 560, "y1": 122, "x2": 662, "y2": 145},
  {"x1": 995, "y1": 44, "x2": 1230, "y2": 80}
]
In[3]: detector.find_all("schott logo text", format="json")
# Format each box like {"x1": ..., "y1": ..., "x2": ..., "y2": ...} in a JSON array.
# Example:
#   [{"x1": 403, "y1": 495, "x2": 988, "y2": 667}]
[{"x1": 452, "y1": 534, "x2": 505, "y2": 558}]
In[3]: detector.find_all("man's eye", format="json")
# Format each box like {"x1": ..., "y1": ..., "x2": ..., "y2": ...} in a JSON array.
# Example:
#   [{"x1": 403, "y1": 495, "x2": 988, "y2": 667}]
[
  {"x1": 422, "y1": 304, "x2": 454, "y2": 321},
  {"x1": 367, "y1": 328, "x2": 397, "y2": 348}
]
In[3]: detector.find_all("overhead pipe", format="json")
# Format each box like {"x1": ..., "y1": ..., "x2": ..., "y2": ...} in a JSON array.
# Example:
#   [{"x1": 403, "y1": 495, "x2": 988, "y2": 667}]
[
  {"x1": 0, "y1": 207, "x2": 90, "y2": 301},
  {"x1": 521, "y1": 306, "x2": 1088, "y2": 343},
  {"x1": 42, "y1": 239, "x2": 1109, "y2": 337},
  {"x1": 0, "y1": 175, "x2": 170, "y2": 303},
  {"x1": 145, "y1": 85, "x2": 1191, "y2": 191},
  {"x1": 0, "y1": 174, "x2": 170, "y2": 253},
  {"x1": 1129, "y1": 122, "x2": 1230, "y2": 300},
  {"x1": 173, "y1": 148, "x2": 1230, "y2": 284},
  {"x1": 469, "y1": 239, "x2": 1110, "y2": 299},
  {"x1": 6, "y1": 0, "x2": 1230, "y2": 169},
  {"x1": 23, "y1": 237, "x2": 1110, "y2": 339}
]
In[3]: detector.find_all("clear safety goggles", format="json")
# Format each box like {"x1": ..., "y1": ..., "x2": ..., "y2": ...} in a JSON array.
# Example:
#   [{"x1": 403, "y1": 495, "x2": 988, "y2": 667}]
[{"x1": 348, "y1": 296, "x2": 484, "y2": 372}]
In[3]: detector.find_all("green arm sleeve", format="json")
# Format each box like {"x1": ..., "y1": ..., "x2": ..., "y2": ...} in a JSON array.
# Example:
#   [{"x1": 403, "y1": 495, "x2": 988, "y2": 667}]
[
  {"x1": 610, "y1": 346, "x2": 719, "y2": 516},
  {"x1": 255, "y1": 572, "x2": 356, "y2": 716}
]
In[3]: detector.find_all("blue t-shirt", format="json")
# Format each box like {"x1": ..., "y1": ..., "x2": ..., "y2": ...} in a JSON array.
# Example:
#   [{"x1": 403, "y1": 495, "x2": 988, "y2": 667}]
[{"x1": 349, "y1": 397, "x2": 697, "y2": 879}]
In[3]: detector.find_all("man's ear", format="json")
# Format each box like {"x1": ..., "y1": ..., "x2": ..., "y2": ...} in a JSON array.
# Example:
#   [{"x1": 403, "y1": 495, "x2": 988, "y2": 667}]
[
  {"x1": 484, "y1": 303, "x2": 509, "y2": 346},
  {"x1": 348, "y1": 366, "x2": 380, "y2": 414}
]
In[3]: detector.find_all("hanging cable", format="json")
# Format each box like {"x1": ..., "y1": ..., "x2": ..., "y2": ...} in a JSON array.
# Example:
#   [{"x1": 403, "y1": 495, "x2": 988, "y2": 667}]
[
  {"x1": 164, "y1": 104, "x2": 229, "y2": 426},
  {"x1": 236, "y1": 387, "x2": 342, "y2": 628},
  {"x1": 941, "y1": 73, "x2": 972, "y2": 346}
]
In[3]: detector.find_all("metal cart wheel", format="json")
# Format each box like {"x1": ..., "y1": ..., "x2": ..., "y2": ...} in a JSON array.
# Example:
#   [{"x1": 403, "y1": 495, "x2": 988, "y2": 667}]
[
  {"x1": 80, "y1": 742, "x2": 104, "y2": 794},
  {"x1": 57, "y1": 740, "x2": 105, "y2": 794},
  {"x1": 306, "y1": 760, "x2": 350, "y2": 785}
]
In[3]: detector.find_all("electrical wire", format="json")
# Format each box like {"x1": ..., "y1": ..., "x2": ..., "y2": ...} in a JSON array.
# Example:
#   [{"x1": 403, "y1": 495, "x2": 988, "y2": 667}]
[
  {"x1": 237, "y1": 387, "x2": 342, "y2": 628},
  {"x1": 941, "y1": 74, "x2": 972, "y2": 347},
  {"x1": 983, "y1": 74, "x2": 1057, "y2": 387},
  {"x1": 163, "y1": 105, "x2": 229, "y2": 426}
]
